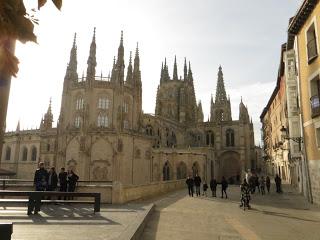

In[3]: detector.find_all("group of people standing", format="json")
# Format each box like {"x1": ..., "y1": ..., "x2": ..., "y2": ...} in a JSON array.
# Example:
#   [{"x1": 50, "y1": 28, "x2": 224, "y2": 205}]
[
  {"x1": 186, "y1": 175, "x2": 229, "y2": 199},
  {"x1": 33, "y1": 162, "x2": 79, "y2": 193}
]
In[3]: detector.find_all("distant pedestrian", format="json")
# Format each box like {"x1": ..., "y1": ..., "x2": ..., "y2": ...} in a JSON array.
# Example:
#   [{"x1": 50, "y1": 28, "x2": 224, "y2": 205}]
[
  {"x1": 34, "y1": 162, "x2": 48, "y2": 191},
  {"x1": 249, "y1": 175, "x2": 255, "y2": 194},
  {"x1": 260, "y1": 176, "x2": 266, "y2": 195},
  {"x1": 194, "y1": 174, "x2": 202, "y2": 197},
  {"x1": 47, "y1": 167, "x2": 58, "y2": 191},
  {"x1": 266, "y1": 176, "x2": 271, "y2": 193},
  {"x1": 275, "y1": 174, "x2": 282, "y2": 193},
  {"x1": 210, "y1": 178, "x2": 217, "y2": 197},
  {"x1": 58, "y1": 167, "x2": 68, "y2": 200},
  {"x1": 186, "y1": 176, "x2": 194, "y2": 197},
  {"x1": 255, "y1": 175, "x2": 260, "y2": 194},
  {"x1": 221, "y1": 176, "x2": 228, "y2": 199},
  {"x1": 67, "y1": 170, "x2": 79, "y2": 193},
  {"x1": 203, "y1": 182, "x2": 208, "y2": 197}
]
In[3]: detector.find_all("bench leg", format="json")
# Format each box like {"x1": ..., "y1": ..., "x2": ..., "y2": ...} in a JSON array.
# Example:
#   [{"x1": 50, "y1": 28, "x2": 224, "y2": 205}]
[{"x1": 94, "y1": 196, "x2": 100, "y2": 213}]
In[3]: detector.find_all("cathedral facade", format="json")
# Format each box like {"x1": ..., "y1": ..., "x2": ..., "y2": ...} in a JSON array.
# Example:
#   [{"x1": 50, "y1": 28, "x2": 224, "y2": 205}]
[{"x1": 1, "y1": 30, "x2": 256, "y2": 185}]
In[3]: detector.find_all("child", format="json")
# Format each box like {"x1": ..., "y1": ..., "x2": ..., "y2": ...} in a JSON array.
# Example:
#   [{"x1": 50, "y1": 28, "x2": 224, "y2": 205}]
[{"x1": 203, "y1": 182, "x2": 208, "y2": 197}]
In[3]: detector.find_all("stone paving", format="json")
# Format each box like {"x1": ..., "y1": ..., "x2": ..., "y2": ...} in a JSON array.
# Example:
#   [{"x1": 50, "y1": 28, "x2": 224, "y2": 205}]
[
  {"x1": 0, "y1": 202, "x2": 153, "y2": 240},
  {"x1": 141, "y1": 184, "x2": 320, "y2": 240}
]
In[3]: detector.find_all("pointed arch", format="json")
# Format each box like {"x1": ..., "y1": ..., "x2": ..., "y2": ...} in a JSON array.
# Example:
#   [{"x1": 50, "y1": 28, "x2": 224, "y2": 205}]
[
  {"x1": 22, "y1": 147, "x2": 28, "y2": 161},
  {"x1": 163, "y1": 161, "x2": 172, "y2": 181},
  {"x1": 31, "y1": 146, "x2": 37, "y2": 161},
  {"x1": 5, "y1": 146, "x2": 11, "y2": 161},
  {"x1": 226, "y1": 129, "x2": 235, "y2": 147},
  {"x1": 177, "y1": 161, "x2": 187, "y2": 179}
]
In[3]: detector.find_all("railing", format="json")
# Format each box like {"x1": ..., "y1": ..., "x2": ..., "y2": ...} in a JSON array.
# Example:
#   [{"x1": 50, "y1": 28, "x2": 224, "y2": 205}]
[
  {"x1": 310, "y1": 95, "x2": 320, "y2": 118},
  {"x1": 76, "y1": 76, "x2": 111, "y2": 82},
  {"x1": 307, "y1": 38, "x2": 318, "y2": 63},
  {"x1": 0, "y1": 179, "x2": 112, "y2": 190}
]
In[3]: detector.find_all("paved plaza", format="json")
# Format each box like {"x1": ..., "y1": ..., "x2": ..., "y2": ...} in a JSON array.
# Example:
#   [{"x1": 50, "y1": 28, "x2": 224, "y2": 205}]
[
  {"x1": 141, "y1": 185, "x2": 320, "y2": 240},
  {"x1": 0, "y1": 202, "x2": 153, "y2": 240}
]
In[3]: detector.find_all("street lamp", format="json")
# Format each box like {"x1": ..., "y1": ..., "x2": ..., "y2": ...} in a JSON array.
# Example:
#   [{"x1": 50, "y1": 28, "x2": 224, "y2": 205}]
[{"x1": 280, "y1": 126, "x2": 303, "y2": 151}]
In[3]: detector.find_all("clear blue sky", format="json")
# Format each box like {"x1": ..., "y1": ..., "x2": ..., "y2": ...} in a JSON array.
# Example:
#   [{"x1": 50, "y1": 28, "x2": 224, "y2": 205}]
[{"x1": 7, "y1": 0, "x2": 302, "y2": 145}]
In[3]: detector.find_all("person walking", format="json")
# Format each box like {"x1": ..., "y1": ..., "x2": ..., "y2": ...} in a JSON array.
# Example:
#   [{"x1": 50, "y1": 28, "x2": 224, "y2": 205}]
[
  {"x1": 221, "y1": 176, "x2": 228, "y2": 199},
  {"x1": 210, "y1": 178, "x2": 217, "y2": 197},
  {"x1": 255, "y1": 174, "x2": 260, "y2": 194},
  {"x1": 194, "y1": 174, "x2": 202, "y2": 197},
  {"x1": 275, "y1": 174, "x2": 282, "y2": 193},
  {"x1": 260, "y1": 176, "x2": 266, "y2": 195},
  {"x1": 202, "y1": 182, "x2": 208, "y2": 197},
  {"x1": 47, "y1": 167, "x2": 58, "y2": 191},
  {"x1": 266, "y1": 176, "x2": 271, "y2": 193},
  {"x1": 186, "y1": 176, "x2": 194, "y2": 197}
]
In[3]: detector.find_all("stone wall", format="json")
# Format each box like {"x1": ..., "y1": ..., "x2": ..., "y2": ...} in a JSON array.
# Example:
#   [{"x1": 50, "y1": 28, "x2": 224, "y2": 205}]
[
  {"x1": 308, "y1": 160, "x2": 320, "y2": 205},
  {"x1": 112, "y1": 180, "x2": 186, "y2": 204}
]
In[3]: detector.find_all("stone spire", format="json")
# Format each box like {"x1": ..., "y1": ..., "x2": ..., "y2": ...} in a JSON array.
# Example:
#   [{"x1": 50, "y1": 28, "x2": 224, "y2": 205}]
[
  {"x1": 63, "y1": 33, "x2": 78, "y2": 92},
  {"x1": 126, "y1": 51, "x2": 133, "y2": 85},
  {"x1": 215, "y1": 65, "x2": 227, "y2": 103},
  {"x1": 183, "y1": 57, "x2": 188, "y2": 81},
  {"x1": 16, "y1": 120, "x2": 20, "y2": 132},
  {"x1": 239, "y1": 97, "x2": 249, "y2": 123},
  {"x1": 42, "y1": 98, "x2": 54, "y2": 130},
  {"x1": 210, "y1": 94, "x2": 215, "y2": 121},
  {"x1": 86, "y1": 27, "x2": 97, "y2": 86},
  {"x1": 133, "y1": 42, "x2": 141, "y2": 86},
  {"x1": 188, "y1": 61, "x2": 193, "y2": 82},
  {"x1": 173, "y1": 55, "x2": 178, "y2": 81},
  {"x1": 163, "y1": 58, "x2": 170, "y2": 82},
  {"x1": 197, "y1": 101, "x2": 204, "y2": 122}
]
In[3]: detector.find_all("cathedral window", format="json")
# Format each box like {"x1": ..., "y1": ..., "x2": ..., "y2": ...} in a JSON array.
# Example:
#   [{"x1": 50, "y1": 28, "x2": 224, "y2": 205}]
[
  {"x1": 5, "y1": 147, "x2": 11, "y2": 161},
  {"x1": 47, "y1": 143, "x2": 50, "y2": 152},
  {"x1": 98, "y1": 98, "x2": 110, "y2": 109},
  {"x1": 146, "y1": 125, "x2": 154, "y2": 136},
  {"x1": 22, "y1": 147, "x2": 28, "y2": 161},
  {"x1": 123, "y1": 102, "x2": 129, "y2": 113},
  {"x1": 123, "y1": 120, "x2": 129, "y2": 129},
  {"x1": 31, "y1": 146, "x2": 37, "y2": 161},
  {"x1": 206, "y1": 131, "x2": 214, "y2": 146},
  {"x1": 75, "y1": 116, "x2": 81, "y2": 128},
  {"x1": 226, "y1": 129, "x2": 235, "y2": 147},
  {"x1": 97, "y1": 114, "x2": 109, "y2": 127},
  {"x1": 76, "y1": 98, "x2": 84, "y2": 110}
]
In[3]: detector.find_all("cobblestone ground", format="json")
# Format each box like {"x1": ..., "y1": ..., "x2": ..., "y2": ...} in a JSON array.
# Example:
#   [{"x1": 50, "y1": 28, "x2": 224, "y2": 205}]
[{"x1": 141, "y1": 184, "x2": 320, "y2": 240}]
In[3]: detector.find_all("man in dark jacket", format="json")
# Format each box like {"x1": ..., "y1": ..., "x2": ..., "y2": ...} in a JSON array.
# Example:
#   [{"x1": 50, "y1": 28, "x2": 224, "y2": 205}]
[
  {"x1": 58, "y1": 168, "x2": 68, "y2": 192},
  {"x1": 210, "y1": 178, "x2": 217, "y2": 197},
  {"x1": 47, "y1": 167, "x2": 58, "y2": 191},
  {"x1": 194, "y1": 174, "x2": 202, "y2": 197},
  {"x1": 221, "y1": 176, "x2": 228, "y2": 199},
  {"x1": 275, "y1": 174, "x2": 282, "y2": 193},
  {"x1": 186, "y1": 176, "x2": 194, "y2": 197},
  {"x1": 34, "y1": 162, "x2": 48, "y2": 191}
]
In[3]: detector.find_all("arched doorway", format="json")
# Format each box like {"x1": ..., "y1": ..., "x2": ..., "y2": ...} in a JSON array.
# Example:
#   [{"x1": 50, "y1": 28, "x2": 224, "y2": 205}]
[
  {"x1": 219, "y1": 151, "x2": 241, "y2": 183},
  {"x1": 177, "y1": 162, "x2": 187, "y2": 179}
]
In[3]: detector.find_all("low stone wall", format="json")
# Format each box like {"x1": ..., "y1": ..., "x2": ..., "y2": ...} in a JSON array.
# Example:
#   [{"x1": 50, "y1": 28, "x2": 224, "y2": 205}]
[
  {"x1": 2, "y1": 184, "x2": 113, "y2": 203},
  {"x1": 113, "y1": 179, "x2": 186, "y2": 204}
]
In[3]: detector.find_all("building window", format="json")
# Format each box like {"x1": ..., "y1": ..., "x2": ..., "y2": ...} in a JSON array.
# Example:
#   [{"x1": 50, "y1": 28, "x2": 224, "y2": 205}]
[
  {"x1": 177, "y1": 162, "x2": 187, "y2": 179},
  {"x1": 226, "y1": 129, "x2": 235, "y2": 147},
  {"x1": 75, "y1": 116, "x2": 81, "y2": 128},
  {"x1": 206, "y1": 131, "x2": 214, "y2": 146},
  {"x1": 76, "y1": 98, "x2": 84, "y2": 110},
  {"x1": 123, "y1": 102, "x2": 129, "y2": 113},
  {"x1": 146, "y1": 125, "x2": 153, "y2": 136},
  {"x1": 98, "y1": 98, "x2": 110, "y2": 109},
  {"x1": 123, "y1": 120, "x2": 129, "y2": 129},
  {"x1": 310, "y1": 76, "x2": 320, "y2": 118},
  {"x1": 47, "y1": 143, "x2": 50, "y2": 152},
  {"x1": 22, "y1": 147, "x2": 28, "y2": 161},
  {"x1": 307, "y1": 23, "x2": 318, "y2": 63},
  {"x1": 5, "y1": 147, "x2": 11, "y2": 161},
  {"x1": 97, "y1": 114, "x2": 109, "y2": 127},
  {"x1": 31, "y1": 146, "x2": 37, "y2": 161}
]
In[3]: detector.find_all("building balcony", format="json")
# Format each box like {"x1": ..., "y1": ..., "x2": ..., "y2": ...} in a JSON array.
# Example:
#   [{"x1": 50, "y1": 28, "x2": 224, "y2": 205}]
[{"x1": 310, "y1": 95, "x2": 320, "y2": 118}]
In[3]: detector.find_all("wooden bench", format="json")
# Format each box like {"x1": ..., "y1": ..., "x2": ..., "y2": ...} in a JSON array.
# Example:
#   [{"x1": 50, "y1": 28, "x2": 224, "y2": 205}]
[{"x1": 0, "y1": 191, "x2": 101, "y2": 215}]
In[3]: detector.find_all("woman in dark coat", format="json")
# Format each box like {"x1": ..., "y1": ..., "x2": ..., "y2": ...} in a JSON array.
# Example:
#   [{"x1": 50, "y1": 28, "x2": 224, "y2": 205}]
[
  {"x1": 67, "y1": 170, "x2": 79, "y2": 193},
  {"x1": 210, "y1": 178, "x2": 217, "y2": 197}
]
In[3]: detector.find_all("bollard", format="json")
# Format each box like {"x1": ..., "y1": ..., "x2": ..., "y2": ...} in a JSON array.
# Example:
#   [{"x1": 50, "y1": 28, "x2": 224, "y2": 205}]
[{"x1": 0, "y1": 223, "x2": 13, "y2": 240}]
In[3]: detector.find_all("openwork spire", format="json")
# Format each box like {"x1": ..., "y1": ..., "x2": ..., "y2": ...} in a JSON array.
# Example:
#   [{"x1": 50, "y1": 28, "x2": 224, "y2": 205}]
[
  {"x1": 86, "y1": 27, "x2": 97, "y2": 82},
  {"x1": 133, "y1": 42, "x2": 141, "y2": 85},
  {"x1": 64, "y1": 32, "x2": 78, "y2": 83},
  {"x1": 173, "y1": 55, "x2": 178, "y2": 81},
  {"x1": 187, "y1": 61, "x2": 193, "y2": 82},
  {"x1": 184, "y1": 57, "x2": 187, "y2": 81},
  {"x1": 215, "y1": 65, "x2": 227, "y2": 103},
  {"x1": 126, "y1": 51, "x2": 133, "y2": 84}
]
